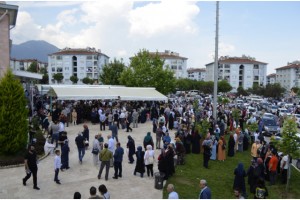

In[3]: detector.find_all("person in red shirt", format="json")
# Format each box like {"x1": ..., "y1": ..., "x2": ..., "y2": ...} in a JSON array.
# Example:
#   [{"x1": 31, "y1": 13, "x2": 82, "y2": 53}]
[{"x1": 268, "y1": 150, "x2": 279, "y2": 185}]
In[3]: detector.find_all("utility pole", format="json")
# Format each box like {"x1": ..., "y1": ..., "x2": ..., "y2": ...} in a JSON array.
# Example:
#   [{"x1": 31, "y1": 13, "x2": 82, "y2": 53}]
[{"x1": 213, "y1": 1, "x2": 219, "y2": 120}]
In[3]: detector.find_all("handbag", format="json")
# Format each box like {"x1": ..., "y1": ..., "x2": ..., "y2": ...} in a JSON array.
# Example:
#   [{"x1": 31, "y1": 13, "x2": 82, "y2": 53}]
[
  {"x1": 148, "y1": 156, "x2": 154, "y2": 164},
  {"x1": 92, "y1": 148, "x2": 99, "y2": 154}
]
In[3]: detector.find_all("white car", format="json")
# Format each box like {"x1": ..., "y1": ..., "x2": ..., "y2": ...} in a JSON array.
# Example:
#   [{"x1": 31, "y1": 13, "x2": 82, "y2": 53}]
[
  {"x1": 278, "y1": 108, "x2": 291, "y2": 117},
  {"x1": 292, "y1": 114, "x2": 300, "y2": 127},
  {"x1": 270, "y1": 105, "x2": 278, "y2": 114}
]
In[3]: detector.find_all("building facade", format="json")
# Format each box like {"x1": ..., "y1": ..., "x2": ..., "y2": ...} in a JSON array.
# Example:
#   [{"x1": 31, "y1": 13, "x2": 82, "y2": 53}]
[
  {"x1": 266, "y1": 73, "x2": 276, "y2": 85},
  {"x1": 187, "y1": 68, "x2": 206, "y2": 81},
  {"x1": 10, "y1": 58, "x2": 48, "y2": 72},
  {"x1": 275, "y1": 61, "x2": 300, "y2": 90},
  {"x1": 48, "y1": 47, "x2": 109, "y2": 84},
  {"x1": 149, "y1": 50, "x2": 188, "y2": 79},
  {"x1": 205, "y1": 56, "x2": 267, "y2": 91},
  {"x1": 0, "y1": 2, "x2": 18, "y2": 77}
]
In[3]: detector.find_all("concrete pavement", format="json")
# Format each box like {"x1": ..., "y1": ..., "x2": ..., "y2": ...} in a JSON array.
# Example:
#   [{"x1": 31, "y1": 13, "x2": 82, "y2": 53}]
[{"x1": 0, "y1": 120, "x2": 171, "y2": 199}]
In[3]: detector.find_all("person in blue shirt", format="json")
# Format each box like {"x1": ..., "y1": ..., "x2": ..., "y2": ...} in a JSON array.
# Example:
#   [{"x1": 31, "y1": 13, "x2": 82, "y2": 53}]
[
  {"x1": 199, "y1": 179, "x2": 211, "y2": 199},
  {"x1": 112, "y1": 142, "x2": 124, "y2": 179}
]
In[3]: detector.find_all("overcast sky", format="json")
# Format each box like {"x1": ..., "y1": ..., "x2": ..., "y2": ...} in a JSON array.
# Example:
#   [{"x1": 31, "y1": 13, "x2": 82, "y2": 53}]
[{"x1": 9, "y1": 1, "x2": 300, "y2": 74}]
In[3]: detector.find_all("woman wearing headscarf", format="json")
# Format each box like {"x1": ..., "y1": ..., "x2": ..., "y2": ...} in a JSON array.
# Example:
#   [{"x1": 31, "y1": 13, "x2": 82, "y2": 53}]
[
  {"x1": 191, "y1": 128, "x2": 201, "y2": 154},
  {"x1": 217, "y1": 136, "x2": 226, "y2": 161},
  {"x1": 175, "y1": 137, "x2": 185, "y2": 165},
  {"x1": 168, "y1": 110, "x2": 175, "y2": 130},
  {"x1": 210, "y1": 137, "x2": 218, "y2": 160},
  {"x1": 60, "y1": 139, "x2": 70, "y2": 170},
  {"x1": 144, "y1": 145, "x2": 155, "y2": 177},
  {"x1": 82, "y1": 124, "x2": 89, "y2": 149},
  {"x1": 143, "y1": 132, "x2": 154, "y2": 150},
  {"x1": 164, "y1": 144, "x2": 175, "y2": 180},
  {"x1": 126, "y1": 135, "x2": 136, "y2": 164},
  {"x1": 233, "y1": 162, "x2": 247, "y2": 197},
  {"x1": 247, "y1": 159, "x2": 257, "y2": 194},
  {"x1": 228, "y1": 134, "x2": 235, "y2": 157},
  {"x1": 134, "y1": 146, "x2": 145, "y2": 177}
]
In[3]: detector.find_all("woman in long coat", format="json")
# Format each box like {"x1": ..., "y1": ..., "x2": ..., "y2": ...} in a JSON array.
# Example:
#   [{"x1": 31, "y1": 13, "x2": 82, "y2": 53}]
[
  {"x1": 134, "y1": 146, "x2": 145, "y2": 177},
  {"x1": 168, "y1": 111, "x2": 174, "y2": 130},
  {"x1": 228, "y1": 134, "x2": 235, "y2": 157},
  {"x1": 127, "y1": 135, "x2": 136, "y2": 164},
  {"x1": 61, "y1": 140, "x2": 70, "y2": 170},
  {"x1": 210, "y1": 138, "x2": 218, "y2": 160},
  {"x1": 217, "y1": 136, "x2": 226, "y2": 161},
  {"x1": 233, "y1": 163, "x2": 247, "y2": 197},
  {"x1": 191, "y1": 129, "x2": 201, "y2": 154},
  {"x1": 143, "y1": 132, "x2": 154, "y2": 150}
]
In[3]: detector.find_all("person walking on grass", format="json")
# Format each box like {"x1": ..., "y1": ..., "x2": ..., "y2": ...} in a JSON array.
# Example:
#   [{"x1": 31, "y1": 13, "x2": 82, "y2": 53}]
[
  {"x1": 54, "y1": 149, "x2": 61, "y2": 184},
  {"x1": 199, "y1": 179, "x2": 211, "y2": 199}
]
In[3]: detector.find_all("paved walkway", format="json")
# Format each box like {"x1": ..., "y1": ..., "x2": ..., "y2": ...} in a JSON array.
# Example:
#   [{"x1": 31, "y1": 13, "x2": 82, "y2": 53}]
[{"x1": 0, "y1": 120, "x2": 171, "y2": 199}]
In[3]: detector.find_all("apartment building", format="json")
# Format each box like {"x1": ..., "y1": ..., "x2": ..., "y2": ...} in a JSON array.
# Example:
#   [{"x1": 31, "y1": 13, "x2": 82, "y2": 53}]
[
  {"x1": 205, "y1": 56, "x2": 267, "y2": 91},
  {"x1": 266, "y1": 73, "x2": 276, "y2": 85},
  {"x1": 187, "y1": 68, "x2": 206, "y2": 81},
  {"x1": 0, "y1": 2, "x2": 18, "y2": 77},
  {"x1": 149, "y1": 50, "x2": 188, "y2": 79},
  {"x1": 275, "y1": 61, "x2": 300, "y2": 90},
  {"x1": 48, "y1": 47, "x2": 109, "y2": 84},
  {"x1": 10, "y1": 58, "x2": 48, "y2": 72}
]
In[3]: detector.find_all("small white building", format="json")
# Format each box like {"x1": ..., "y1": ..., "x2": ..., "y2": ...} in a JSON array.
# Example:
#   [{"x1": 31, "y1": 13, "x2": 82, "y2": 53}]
[
  {"x1": 187, "y1": 68, "x2": 206, "y2": 81},
  {"x1": 275, "y1": 61, "x2": 300, "y2": 90},
  {"x1": 149, "y1": 50, "x2": 188, "y2": 79},
  {"x1": 205, "y1": 56, "x2": 267, "y2": 91},
  {"x1": 48, "y1": 47, "x2": 109, "y2": 85},
  {"x1": 10, "y1": 58, "x2": 48, "y2": 72},
  {"x1": 266, "y1": 73, "x2": 276, "y2": 85}
]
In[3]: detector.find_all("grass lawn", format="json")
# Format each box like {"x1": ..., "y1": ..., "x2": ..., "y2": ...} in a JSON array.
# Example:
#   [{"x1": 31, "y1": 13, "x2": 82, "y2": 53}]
[{"x1": 162, "y1": 147, "x2": 300, "y2": 199}]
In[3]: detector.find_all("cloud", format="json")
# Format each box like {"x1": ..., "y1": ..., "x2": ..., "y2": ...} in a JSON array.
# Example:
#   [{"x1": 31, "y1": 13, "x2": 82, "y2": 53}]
[
  {"x1": 56, "y1": 8, "x2": 79, "y2": 25},
  {"x1": 208, "y1": 42, "x2": 236, "y2": 60},
  {"x1": 128, "y1": 1, "x2": 200, "y2": 38}
]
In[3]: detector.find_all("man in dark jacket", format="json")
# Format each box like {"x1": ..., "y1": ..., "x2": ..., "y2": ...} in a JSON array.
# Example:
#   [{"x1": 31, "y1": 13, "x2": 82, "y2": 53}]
[
  {"x1": 112, "y1": 142, "x2": 124, "y2": 179},
  {"x1": 75, "y1": 133, "x2": 85, "y2": 164},
  {"x1": 23, "y1": 145, "x2": 40, "y2": 190}
]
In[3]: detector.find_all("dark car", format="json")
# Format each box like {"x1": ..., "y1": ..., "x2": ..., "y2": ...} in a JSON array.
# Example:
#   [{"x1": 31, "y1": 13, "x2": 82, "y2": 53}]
[{"x1": 262, "y1": 117, "x2": 280, "y2": 137}]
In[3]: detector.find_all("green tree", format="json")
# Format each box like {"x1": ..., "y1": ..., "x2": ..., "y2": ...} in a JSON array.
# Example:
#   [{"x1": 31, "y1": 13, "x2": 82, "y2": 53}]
[
  {"x1": 218, "y1": 80, "x2": 232, "y2": 93},
  {"x1": 27, "y1": 61, "x2": 38, "y2": 73},
  {"x1": 264, "y1": 83, "x2": 285, "y2": 99},
  {"x1": 82, "y1": 77, "x2": 93, "y2": 84},
  {"x1": 40, "y1": 73, "x2": 49, "y2": 84},
  {"x1": 119, "y1": 49, "x2": 175, "y2": 95},
  {"x1": 70, "y1": 75, "x2": 79, "y2": 84},
  {"x1": 201, "y1": 81, "x2": 214, "y2": 94},
  {"x1": 99, "y1": 58, "x2": 126, "y2": 85},
  {"x1": 274, "y1": 117, "x2": 300, "y2": 192},
  {"x1": 237, "y1": 86, "x2": 249, "y2": 97},
  {"x1": 232, "y1": 108, "x2": 241, "y2": 125},
  {"x1": 39, "y1": 67, "x2": 48, "y2": 75},
  {"x1": 0, "y1": 70, "x2": 28, "y2": 155},
  {"x1": 53, "y1": 73, "x2": 64, "y2": 83}
]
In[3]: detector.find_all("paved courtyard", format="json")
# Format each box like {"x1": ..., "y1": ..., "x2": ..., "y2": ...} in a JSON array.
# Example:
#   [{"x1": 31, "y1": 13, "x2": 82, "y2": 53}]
[{"x1": 0, "y1": 120, "x2": 172, "y2": 199}]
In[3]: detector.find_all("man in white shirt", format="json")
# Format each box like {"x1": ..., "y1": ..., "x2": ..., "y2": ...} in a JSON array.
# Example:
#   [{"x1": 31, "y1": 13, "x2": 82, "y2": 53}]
[
  {"x1": 167, "y1": 184, "x2": 179, "y2": 199},
  {"x1": 54, "y1": 150, "x2": 61, "y2": 184},
  {"x1": 108, "y1": 135, "x2": 115, "y2": 167},
  {"x1": 280, "y1": 154, "x2": 289, "y2": 184}
]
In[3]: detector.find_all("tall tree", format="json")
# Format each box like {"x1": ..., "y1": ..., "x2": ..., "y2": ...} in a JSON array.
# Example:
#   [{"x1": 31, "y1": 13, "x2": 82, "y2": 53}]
[
  {"x1": 274, "y1": 118, "x2": 300, "y2": 192},
  {"x1": 53, "y1": 73, "x2": 64, "y2": 84},
  {"x1": 119, "y1": 49, "x2": 175, "y2": 95},
  {"x1": 0, "y1": 70, "x2": 28, "y2": 155},
  {"x1": 99, "y1": 58, "x2": 126, "y2": 85},
  {"x1": 40, "y1": 73, "x2": 49, "y2": 84},
  {"x1": 27, "y1": 61, "x2": 38, "y2": 73}
]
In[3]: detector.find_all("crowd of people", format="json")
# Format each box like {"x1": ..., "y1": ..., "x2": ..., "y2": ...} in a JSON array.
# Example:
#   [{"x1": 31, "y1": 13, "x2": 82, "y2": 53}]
[{"x1": 24, "y1": 95, "x2": 296, "y2": 199}]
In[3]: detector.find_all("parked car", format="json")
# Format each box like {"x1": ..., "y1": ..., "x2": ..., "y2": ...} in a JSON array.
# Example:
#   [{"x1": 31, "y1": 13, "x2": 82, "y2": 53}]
[
  {"x1": 262, "y1": 117, "x2": 280, "y2": 137},
  {"x1": 270, "y1": 105, "x2": 278, "y2": 114},
  {"x1": 278, "y1": 108, "x2": 291, "y2": 117}
]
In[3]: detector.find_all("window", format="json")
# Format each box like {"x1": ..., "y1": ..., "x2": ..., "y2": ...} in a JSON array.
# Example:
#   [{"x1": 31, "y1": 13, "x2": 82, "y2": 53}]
[
  {"x1": 94, "y1": 55, "x2": 98, "y2": 60},
  {"x1": 86, "y1": 55, "x2": 93, "y2": 60},
  {"x1": 178, "y1": 65, "x2": 182, "y2": 70},
  {"x1": 86, "y1": 61, "x2": 93, "y2": 67},
  {"x1": 52, "y1": 67, "x2": 55, "y2": 72},
  {"x1": 57, "y1": 67, "x2": 63, "y2": 72},
  {"x1": 171, "y1": 65, "x2": 177, "y2": 70},
  {"x1": 94, "y1": 61, "x2": 98, "y2": 65},
  {"x1": 254, "y1": 64, "x2": 259, "y2": 69},
  {"x1": 65, "y1": 67, "x2": 69, "y2": 71},
  {"x1": 56, "y1": 55, "x2": 62, "y2": 60},
  {"x1": 225, "y1": 64, "x2": 230, "y2": 68}
]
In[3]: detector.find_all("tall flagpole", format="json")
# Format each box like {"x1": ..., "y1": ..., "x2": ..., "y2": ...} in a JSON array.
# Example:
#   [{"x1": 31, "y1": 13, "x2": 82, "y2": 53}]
[{"x1": 213, "y1": 1, "x2": 219, "y2": 120}]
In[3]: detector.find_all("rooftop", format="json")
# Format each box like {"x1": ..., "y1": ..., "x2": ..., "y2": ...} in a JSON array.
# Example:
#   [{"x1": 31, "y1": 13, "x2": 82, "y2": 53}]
[
  {"x1": 267, "y1": 73, "x2": 276, "y2": 77},
  {"x1": 187, "y1": 68, "x2": 206, "y2": 73},
  {"x1": 49, "y1": 47, "x2": 109, "y2": 58},
  {"x1": 276, "y1": 61, "x2": 300, "y2": 70},
  {"x1": 0, "y1": 2, "x2": 18, "y2": 26},
  {"x1": 206, "y1": 55, "x2": 267, "y2": 66},
  {"x1": 149, "y1": 50, "x2": 188, "y2": 60}
]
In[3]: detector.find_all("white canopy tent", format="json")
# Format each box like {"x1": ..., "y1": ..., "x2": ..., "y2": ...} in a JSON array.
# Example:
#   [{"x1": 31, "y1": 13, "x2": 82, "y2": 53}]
[{"x1": 46, "y1": 85, "x2": 167, "y2": 101}]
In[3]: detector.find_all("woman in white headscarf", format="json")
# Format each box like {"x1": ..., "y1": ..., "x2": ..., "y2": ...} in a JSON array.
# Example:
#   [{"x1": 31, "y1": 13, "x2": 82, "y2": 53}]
[{"x1": 144, "y1": 145, "x2": 155, "y2": 178}]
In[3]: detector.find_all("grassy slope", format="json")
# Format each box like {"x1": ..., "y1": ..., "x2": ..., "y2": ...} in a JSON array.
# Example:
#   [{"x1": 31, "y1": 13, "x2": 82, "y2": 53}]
[{"x1": 162, "y1": 147, "x2": 300, "y2": 199}]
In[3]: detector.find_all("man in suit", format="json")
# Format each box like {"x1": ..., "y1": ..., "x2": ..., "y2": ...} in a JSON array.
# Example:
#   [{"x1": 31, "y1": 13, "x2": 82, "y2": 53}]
[{"x1": 199, "y1": 179, "x2": 211, "y2": 199}]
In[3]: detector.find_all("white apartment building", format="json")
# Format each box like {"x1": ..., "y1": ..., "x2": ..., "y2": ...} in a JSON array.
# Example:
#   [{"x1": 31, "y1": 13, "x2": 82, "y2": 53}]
[
  {"x1": 149, "y1": 50, "x2": 188, "y2": 79},
  {"x1": 275, "y1": 61, "x2": 300, "y2": 90},
  {"x1": 205, "y1": 56, "x2": 267, "y2": 91},
  {"x1": 10, "y1": 58, "x2": 48, "y2": 72},
  {"x1": 187, "y1": 68, "x2": 206, "y2": 81},
  {"x1": 48, "y1": 47, "x2": 109, "y2": 84},
  {"x1": 266, "y1": 73, "x2": 276, "y2": 85}
]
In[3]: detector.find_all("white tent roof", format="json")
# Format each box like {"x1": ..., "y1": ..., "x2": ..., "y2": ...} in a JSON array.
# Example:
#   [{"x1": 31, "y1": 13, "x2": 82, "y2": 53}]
[{"x1": 48, "y1": 85, "x2": 167, "y2": 101}]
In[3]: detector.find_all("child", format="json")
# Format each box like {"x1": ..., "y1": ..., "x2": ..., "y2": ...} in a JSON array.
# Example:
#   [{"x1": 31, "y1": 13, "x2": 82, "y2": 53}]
[{"x1": 54, "y1": 149, "x2": 61, "y2": 184}]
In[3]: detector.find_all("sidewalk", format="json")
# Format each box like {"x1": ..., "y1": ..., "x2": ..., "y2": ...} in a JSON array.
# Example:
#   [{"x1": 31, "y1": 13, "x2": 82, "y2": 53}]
[{"x1": 0, "y1": 120, "x2": 168, "y2": 199}]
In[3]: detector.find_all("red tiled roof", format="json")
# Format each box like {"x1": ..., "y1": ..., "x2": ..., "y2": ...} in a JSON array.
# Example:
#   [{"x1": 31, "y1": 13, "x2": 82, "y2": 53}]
[
  {"x1": 267, "y1": 73, "x2": 276, "y2": 77},
  {"x1": 187, "y1": 68, "x2": 206, "y2": 73},
  {"x1": 50, "y1": 50, "x2": 99, "y2": 56},
  {"x1": 206, "y1": 57, "x2": 267, "y2": 66},
  {"x1": 276, "y1": 63, "x2": 300, "y2": 70}
]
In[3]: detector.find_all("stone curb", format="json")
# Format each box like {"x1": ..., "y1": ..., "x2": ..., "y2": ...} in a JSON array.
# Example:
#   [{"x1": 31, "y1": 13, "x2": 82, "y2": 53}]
[{"x1": 0, "y1": 152, "x2": 49, "y2": 169}]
